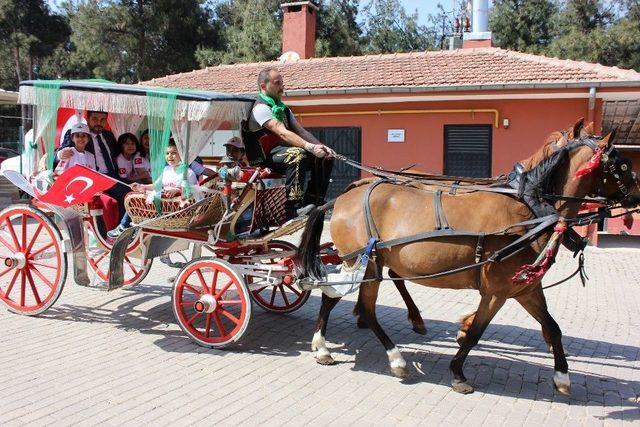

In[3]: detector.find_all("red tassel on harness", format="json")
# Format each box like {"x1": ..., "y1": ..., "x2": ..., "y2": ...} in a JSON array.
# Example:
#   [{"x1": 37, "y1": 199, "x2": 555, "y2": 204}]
[
  {"x1": 575, "y1": 147, "x2": 602, "y2": 178},
  {"x1": 512, "y1": 223, "x2": 567, "y2": 285},
  {"x1": 512, "y1": 251, "x2": 556, "y2": 285}
]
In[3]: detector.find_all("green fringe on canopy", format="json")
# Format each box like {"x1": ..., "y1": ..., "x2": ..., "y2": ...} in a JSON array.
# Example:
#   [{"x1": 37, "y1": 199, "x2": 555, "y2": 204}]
[
  {"x1": 33, "y1": 80, "x2": 62, "y2": 171},
  {"x1": 146, "y1": 88, "x2": 178, "y2": 213}
]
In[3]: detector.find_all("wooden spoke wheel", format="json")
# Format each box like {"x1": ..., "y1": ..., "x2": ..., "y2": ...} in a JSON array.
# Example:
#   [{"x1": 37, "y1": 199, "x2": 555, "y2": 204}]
[
  {"x1": 172, "y1": 258, "x2": 251, "y2": 348},
  {"x1": 84, "y1": 224, "x2": 152, "y2": 287},
  {"x1": 0, "y1": 206, "x2": 67, "y2": 315},
  {"x1": 248, "y1": 240, "x2": 310, "y2": 314}
]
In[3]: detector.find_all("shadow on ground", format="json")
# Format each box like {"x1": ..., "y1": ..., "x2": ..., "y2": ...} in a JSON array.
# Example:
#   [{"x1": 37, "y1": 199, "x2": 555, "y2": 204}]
[{"x1": 39, "y1": 282, "x2": 640, "y2": 418}]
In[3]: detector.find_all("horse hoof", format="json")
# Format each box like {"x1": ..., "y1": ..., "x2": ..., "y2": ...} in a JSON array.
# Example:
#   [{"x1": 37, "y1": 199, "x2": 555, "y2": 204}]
[
  {"x1": 316, "y1": 354, "x2": 335, "y2": 366},
  {"x1": 356, "y1": 320, "x2": 369, "y2": 329},
  {"x1": 412, "y1": 324, "x2": 427, "y2": 335},
  {"x1": 451, "y1": 379, "x2": 474, "y2": 394},
  {"x1": 553, "y1": 372, "x2": 571, "y2": 395},
  {"x1": 391, "y1": 366, "x2": 408, "y2": 378},
  {"x1": 456, "y1": 331, "x2": 466, "y2": 347}
]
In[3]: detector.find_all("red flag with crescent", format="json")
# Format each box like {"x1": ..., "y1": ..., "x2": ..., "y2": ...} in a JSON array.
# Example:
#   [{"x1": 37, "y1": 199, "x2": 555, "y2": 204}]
[{"x1": 37, "y1": 165, "x2": 120, "y2": 207}]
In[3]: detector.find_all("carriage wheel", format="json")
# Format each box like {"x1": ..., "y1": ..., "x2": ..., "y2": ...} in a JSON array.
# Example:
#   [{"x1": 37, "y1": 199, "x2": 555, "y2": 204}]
[
  {"x1": 248, "y1": 240, "x2": 310, "y2": 314},
  {"x1": 84, "y1": 224, "x2": 152, "y2": 287},
  {"x1": 172, "y1": 258, "x2": 251, "y2": 348},
  {"x1": 0, "y1": 206, "x2": 67, "y2": 315}
]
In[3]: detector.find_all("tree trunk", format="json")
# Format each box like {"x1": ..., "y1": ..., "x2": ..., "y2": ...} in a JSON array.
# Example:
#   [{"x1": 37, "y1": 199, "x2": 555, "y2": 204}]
[
  {"x1": 136, "y1": 0, "x2": 146, "y2": 81},
  {"x1": 14, "y1": 44, "x2": 22, "y2": 83}
]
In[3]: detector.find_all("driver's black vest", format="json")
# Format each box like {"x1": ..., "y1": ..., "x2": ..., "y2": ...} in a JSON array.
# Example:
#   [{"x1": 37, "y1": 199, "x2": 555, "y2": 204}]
[{"x1": 241, "y1": 97, "x2": 294, "y2": 166}]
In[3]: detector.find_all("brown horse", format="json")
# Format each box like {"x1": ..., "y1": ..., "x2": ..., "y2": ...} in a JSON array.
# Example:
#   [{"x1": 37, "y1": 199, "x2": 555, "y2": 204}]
[
  {"x1": 355, "y1": 121, "x2": 596, "y2": 345},
  {"x1": 297, "y1": 120, "x2": 640, "y2": 395}
]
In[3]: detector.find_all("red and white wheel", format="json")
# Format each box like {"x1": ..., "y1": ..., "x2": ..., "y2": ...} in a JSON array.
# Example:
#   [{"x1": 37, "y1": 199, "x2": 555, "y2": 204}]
[
  {"x1": 84, "y1": 224, "x2": 152, "y2": 287},
  {"x1": 0, "y1": 206, "x2": 67, "y2": 315},
  {"x1": 172, "y1": 258, "x2": 251, "y2": 348},
  {"x1": 249, "y1": 240, "x2": 310, "y2": 314}
]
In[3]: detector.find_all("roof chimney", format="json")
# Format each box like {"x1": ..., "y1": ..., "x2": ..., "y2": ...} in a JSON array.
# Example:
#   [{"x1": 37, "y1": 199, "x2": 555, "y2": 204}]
[
  {"x1": 281, "y1": 1, "x2": 318, "y2": 60},
  {"x1": 463, "y1": 0, "x2": 494, "y2": 48}
]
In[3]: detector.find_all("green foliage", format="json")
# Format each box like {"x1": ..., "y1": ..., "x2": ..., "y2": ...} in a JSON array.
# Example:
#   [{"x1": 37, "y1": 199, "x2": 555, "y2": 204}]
[
  {"x1": 361, "y1": 0, "x2": 436, "y2": 53},
  {"x1": 63, "y1": 0, "x2": 217, "y2": 83},
  {"x1": 0, "y1": 0, "x2": 70, "y2": 88},
  {"x1": 197, "y1": 0, "x2": 281, "y2": 66},
  {"x1": 316, "y1": 0, "x2": 362, "y2": 57},
  {"x1": 489, "y1": 0, "x2": 557, "y2": 53},
  {"x1": 489, "y1": 0, "x2": 640, "y2": 71}
]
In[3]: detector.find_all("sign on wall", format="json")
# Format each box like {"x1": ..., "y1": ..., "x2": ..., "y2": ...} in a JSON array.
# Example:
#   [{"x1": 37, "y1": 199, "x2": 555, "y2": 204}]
[{"x1": 387, "y1": 129, "x2": 405, "y2": 143}]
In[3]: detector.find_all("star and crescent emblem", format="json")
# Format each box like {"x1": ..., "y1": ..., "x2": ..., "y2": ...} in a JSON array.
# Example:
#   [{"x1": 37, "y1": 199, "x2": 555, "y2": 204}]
[{"x1": 64, "y1": 176, "x2": 94, "y2": 205}]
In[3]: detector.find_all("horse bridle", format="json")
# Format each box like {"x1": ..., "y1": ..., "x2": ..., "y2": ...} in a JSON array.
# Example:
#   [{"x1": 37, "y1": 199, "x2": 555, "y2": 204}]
[
  {"x1": 596, "y1": 144, "x2": 637, "y2": 204},
  {"x1": 557, "y1": 133, "x2": 637, "y2": 206}
]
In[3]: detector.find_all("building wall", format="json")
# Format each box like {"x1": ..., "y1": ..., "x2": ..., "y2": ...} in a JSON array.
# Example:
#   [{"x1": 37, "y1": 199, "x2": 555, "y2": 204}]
[{"x1": 293, "y1": 97, "x2": 602, "y2": 177}]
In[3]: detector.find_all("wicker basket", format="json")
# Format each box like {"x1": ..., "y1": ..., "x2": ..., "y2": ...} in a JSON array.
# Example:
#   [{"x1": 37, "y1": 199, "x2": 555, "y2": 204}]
[{"x1": 124, "y1": 191, "x2": 226, "y2": 230}]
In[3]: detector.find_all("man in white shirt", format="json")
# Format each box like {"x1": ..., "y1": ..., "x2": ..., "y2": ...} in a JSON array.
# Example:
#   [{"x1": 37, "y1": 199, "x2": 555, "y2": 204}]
[{"x1": 243, "y1": 67, "x2": 335, "y2": 218}]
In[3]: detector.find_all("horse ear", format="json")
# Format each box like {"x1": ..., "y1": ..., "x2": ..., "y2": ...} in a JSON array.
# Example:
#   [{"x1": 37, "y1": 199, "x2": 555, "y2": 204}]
[
  {"x1": 580, "y1": 121, "x2": 595, "y2": 137},
  {"x1": 598, "y1": 130, "x2": 616, "y2": 148},
  {"x1": 569, "y1": 118, "x2": 584, "y2": 138}
]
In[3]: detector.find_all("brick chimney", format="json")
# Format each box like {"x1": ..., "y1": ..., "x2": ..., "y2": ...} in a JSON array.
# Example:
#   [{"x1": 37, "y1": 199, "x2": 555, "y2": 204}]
[{"x1": 281, "y1": 1, "x2": 318, "y2": 60}]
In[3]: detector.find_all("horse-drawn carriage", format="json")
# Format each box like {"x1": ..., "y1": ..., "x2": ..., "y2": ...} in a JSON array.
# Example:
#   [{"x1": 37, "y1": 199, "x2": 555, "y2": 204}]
[
  {"x1": 4, "y1": 79, "x2": 640, "y2": 396},
  {"x1": 0, "y1": 80, "x2": 339, "y2": 348}
]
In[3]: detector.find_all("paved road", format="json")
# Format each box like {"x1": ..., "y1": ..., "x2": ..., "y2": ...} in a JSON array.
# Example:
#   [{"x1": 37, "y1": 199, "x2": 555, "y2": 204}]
[{"x1": 1, "y1": 244, "x2": 639, "y2": 426}]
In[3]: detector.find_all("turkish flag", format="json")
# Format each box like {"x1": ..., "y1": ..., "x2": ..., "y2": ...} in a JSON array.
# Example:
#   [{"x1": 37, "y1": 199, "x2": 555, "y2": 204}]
[{"x1": 37, "y1": 165, "x2": 120, "y2": 207}]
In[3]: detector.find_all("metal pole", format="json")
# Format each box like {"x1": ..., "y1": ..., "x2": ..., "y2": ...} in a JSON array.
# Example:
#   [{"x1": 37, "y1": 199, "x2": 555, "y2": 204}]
[
  {"x1": 183, "y1": 121, "x2": 191, "y2": 194},
  {"x1": 18, "y1": 125, "x2": 23, "y2": 175},
  {"x1": 32, "y1": 105, "x2": 38, "y2": 174}
]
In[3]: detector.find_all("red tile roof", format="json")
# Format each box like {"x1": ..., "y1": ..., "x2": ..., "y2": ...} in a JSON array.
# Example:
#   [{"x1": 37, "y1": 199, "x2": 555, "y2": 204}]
[{"x1": 145, "y1": 47, "x2": 640, "y2": 95}]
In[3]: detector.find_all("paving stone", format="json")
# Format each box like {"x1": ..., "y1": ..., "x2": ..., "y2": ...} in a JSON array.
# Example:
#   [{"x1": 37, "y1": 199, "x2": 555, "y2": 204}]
[{"x1": 1, "y1": 246, "x2": 639, "y2": 425}]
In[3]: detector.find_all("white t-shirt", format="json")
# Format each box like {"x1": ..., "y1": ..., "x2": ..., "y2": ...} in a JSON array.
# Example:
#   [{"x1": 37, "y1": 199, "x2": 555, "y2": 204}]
[
  {"x1": 249, "y1": 103, "x2": 299, "y2": 130},
  {"x1": 54, "y1": 148, "x2": 96, "y2": 174},
  {"x1": 161, "y1": 165, "x2": 197, "y2": 189},
  {"x1": 133, "y1": 153, "x2": 151, "y2": 175},
  {"x1": 116, "y1": 154, "x2": 134, "y2": 179}
]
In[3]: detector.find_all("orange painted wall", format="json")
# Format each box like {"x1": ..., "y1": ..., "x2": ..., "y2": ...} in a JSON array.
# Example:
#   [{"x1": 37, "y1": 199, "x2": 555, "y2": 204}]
[{"x1": 293, "y1": 97, "x2": 603, "y2": 177}]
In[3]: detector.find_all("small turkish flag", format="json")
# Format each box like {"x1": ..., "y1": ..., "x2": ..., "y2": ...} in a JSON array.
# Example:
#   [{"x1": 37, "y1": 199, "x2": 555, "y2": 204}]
[{"x1": 37, "y1": 165, "x2": 120, "y2": 207}]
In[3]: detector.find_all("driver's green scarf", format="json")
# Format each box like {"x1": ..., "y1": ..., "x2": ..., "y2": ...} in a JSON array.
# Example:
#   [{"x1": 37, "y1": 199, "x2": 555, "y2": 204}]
[{"x1": 259, "y1": 93, "x2": 286, "y2": 123}]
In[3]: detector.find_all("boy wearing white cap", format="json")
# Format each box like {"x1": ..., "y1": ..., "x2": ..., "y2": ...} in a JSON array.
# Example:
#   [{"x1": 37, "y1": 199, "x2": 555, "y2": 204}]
[{"x1": 54, "y1": 123, "x2": 96, "y2": 174}]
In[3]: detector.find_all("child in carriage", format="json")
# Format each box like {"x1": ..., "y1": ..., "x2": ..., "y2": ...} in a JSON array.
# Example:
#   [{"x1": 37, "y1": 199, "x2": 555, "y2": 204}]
[
  {"x1": 133, "y1": 129, "x2": 152, "y2": 183},
  {"x1": 108, "y1": 140, "x2": 198, "y2": 238},
  {"x1": 136, "y1": 129, "x2": 214, "y2": 181},
  {"x1": 115, "y1": 133, "x2": 146, "y2": 182},
  {"x1": 54, "y1": 123, "x2": 96, "y2": 174},
  {"x1": 130, "y1": 140, "x2": 197, "y2": 197}
]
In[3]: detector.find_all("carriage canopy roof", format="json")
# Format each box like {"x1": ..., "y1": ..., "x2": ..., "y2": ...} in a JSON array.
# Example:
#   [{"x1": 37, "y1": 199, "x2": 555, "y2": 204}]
[{"x1": 18, "y1": 80, "x2": 256, "y2": 122}]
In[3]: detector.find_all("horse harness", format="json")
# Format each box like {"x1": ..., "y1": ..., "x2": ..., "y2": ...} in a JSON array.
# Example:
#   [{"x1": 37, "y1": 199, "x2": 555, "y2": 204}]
[{"x1": 338, "y1": 136, "x2": 634, "y2": 288}]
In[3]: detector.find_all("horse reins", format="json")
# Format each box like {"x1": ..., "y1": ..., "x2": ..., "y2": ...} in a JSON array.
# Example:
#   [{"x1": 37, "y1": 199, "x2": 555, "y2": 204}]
[{"x1": 305, "y1": 136, "x2": 637, "y2": 289}]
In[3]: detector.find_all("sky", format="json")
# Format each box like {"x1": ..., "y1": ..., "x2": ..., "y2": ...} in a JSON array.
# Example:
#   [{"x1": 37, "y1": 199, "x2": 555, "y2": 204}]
[{"x1": 399, "y1": 0, "x2": 451, "y2": 24}]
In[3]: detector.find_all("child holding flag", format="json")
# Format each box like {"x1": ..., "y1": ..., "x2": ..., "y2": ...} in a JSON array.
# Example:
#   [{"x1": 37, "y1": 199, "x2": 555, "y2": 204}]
[{"x1": 54, "y1": 123, "x2": 96, "y2": 174}]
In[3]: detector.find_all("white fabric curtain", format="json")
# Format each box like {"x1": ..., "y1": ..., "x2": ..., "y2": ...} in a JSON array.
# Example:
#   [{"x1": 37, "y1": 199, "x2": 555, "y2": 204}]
[
  {"x1": 170, "y1": 118, "x2": 221, "y2": 164},
  {"x1": 107, "y1": 113, "x2": 145, "y2": 139}
]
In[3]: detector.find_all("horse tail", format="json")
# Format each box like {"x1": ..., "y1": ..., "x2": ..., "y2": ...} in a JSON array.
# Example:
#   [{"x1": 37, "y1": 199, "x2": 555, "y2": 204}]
[{"x1": 296, "y1": 200, "x2": 335, "y2": 281}]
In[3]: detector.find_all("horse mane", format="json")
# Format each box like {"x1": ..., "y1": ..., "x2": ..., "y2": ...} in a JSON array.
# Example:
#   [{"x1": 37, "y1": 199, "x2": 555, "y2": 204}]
[
  {"x1": 518, "y1": 144, "x2": 571, "y2": 199},
  {"x1": 520, "y1": 131, "x2": 569, "y2": 170}
]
